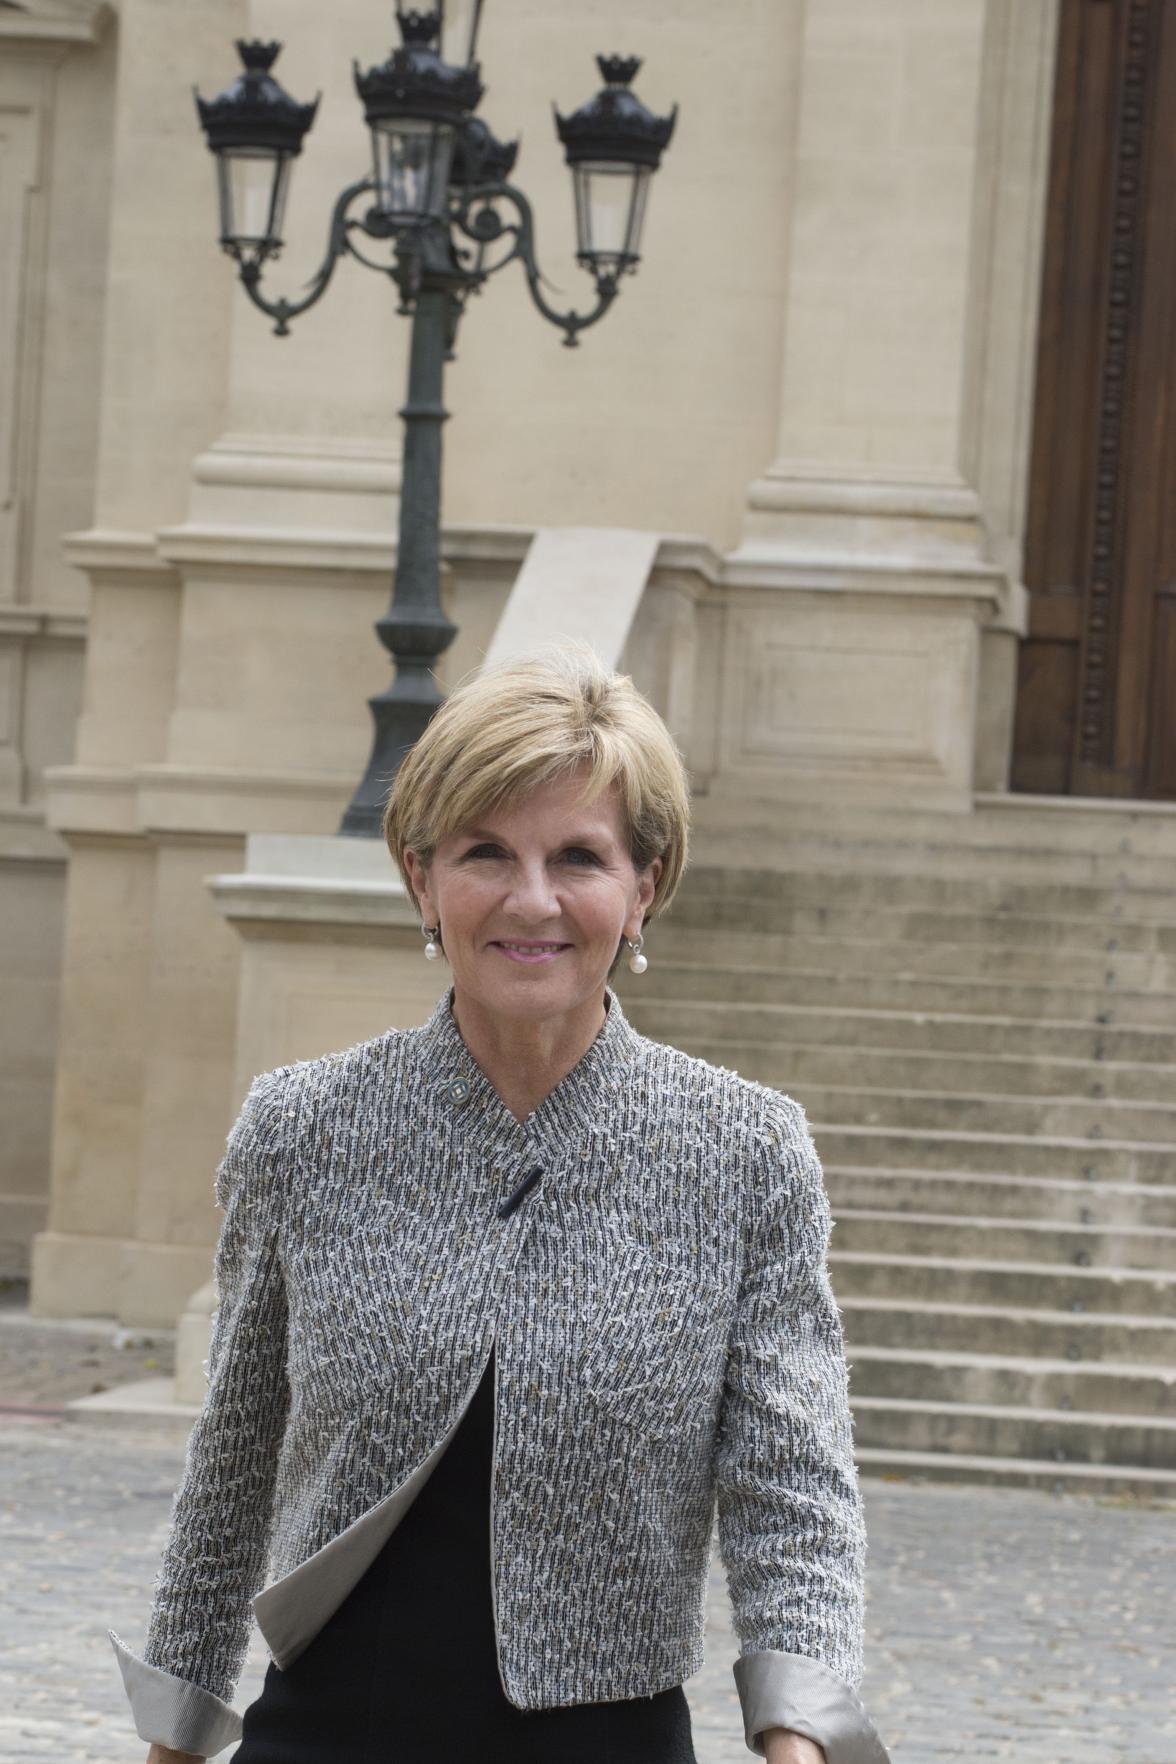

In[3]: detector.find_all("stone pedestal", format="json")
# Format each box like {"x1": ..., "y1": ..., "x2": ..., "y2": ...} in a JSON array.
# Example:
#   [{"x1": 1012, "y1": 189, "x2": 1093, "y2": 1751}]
[
  {"x1": 718, "y1": 475, "x2": 1010, "y2": 811},
  {"x1": 207, "y1": 833, "x2": 447, "y2": 1096}
]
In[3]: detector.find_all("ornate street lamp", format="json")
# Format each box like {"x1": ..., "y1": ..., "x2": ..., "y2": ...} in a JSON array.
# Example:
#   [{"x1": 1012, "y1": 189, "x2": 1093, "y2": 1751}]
[
  {"x1": 194, "y1": 41, "x2": 319, "y2": 266},
  {"x1": 195, "y1": 7, "x2": 677, "y2": 836},
  {"x1": 557, "y1": 56, "x2": 676, "y2": 283}
]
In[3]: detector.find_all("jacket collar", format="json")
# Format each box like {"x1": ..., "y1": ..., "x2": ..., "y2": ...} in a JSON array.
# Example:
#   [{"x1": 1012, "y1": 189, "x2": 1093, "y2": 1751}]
[{"x1": 413, "y1": 982, "x2": 641, "y2": 1156}]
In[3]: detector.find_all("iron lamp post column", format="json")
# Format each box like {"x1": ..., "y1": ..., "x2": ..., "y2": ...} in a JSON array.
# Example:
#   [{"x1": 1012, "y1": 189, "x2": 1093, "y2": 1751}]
[{"x1": 340, "y1": 258, "x2": 459, "y2": 835}]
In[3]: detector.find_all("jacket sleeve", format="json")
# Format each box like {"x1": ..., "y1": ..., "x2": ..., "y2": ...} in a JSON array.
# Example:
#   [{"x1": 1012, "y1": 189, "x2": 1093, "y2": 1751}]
[
  {"x1": 714, "y1": 1094, "x2": 891, "y2": 1763},
  {"x1": 109, "y1": 1070, "x2": 292, "y2": 1759}
]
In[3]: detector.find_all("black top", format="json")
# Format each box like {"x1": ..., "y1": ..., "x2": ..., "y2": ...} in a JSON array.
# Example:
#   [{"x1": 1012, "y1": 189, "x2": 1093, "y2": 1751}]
[{"x1": 233, "y1": 1345, "x2": 697, "y2": 1764}]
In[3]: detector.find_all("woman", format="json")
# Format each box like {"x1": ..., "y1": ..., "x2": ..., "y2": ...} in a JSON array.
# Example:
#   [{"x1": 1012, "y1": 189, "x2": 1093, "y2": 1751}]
[{"x1": 110, "y1": 644, "x2": 892, "y2": 1764}]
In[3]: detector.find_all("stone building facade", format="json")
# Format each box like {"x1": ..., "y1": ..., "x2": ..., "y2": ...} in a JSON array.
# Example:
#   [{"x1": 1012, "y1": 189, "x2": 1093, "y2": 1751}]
[{"x1": 5, "y1": 0, "x2": 1164, "y2": 1332}]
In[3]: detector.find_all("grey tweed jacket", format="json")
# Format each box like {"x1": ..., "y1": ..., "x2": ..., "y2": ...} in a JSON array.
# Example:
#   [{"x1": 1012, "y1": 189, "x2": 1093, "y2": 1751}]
[{"x1": 110, "y1": 986, "x2": 891, "y2": 1762}]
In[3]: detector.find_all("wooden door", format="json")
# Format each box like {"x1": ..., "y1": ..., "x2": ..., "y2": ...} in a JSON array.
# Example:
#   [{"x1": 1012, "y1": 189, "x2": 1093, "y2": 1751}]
[{"x1": 1012, "y1": 0, "x2": 1176, "y2": 798}]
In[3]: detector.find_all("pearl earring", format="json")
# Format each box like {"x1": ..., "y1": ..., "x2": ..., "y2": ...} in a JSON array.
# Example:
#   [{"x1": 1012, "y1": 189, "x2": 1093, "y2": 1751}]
[
  {"x1": 422, "y1": 924, "x2": 442, "y2": 962},
  {"x1": 626, "y1": 934, "x2": 648, "y2": 975}
]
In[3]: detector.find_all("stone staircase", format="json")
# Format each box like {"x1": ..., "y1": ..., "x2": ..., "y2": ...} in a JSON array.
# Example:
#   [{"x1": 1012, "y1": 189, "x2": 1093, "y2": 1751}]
[{"x1": 616, "y1": 794, "x2": 1176, "y2": 1501}]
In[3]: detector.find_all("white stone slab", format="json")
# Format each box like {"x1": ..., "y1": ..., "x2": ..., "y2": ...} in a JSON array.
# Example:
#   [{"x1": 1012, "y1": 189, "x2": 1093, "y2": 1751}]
[
  {"x1": 243, "y1": 833, "x2": 404, "y2": 885},
  {"x1": 482, "y1": 527, "x2": 660, "y2": 670}
]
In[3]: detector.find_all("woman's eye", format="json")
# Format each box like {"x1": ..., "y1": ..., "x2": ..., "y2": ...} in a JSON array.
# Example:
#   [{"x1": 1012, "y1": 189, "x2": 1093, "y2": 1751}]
[
  {"x1": 464, "y1": 843, "x2": 504, "y2": 859},
  {"x1": 563, "y1": 847, "x2": 600, "y2": 865}
]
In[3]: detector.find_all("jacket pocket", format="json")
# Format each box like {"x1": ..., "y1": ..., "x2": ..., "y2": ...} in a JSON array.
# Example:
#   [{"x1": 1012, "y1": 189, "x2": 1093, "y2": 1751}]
[{"x1": 576, "y1": 1232, "x2": 734, "y2": 1443}]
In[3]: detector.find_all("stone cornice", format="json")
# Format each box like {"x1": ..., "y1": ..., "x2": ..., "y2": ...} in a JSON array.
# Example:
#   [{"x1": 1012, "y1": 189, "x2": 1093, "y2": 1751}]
[
  {"x1": 0, "y1": 602, "x2": 87, "y2": 640},
  {"x1": 0, "y1": 806, "x2": 68, "y2": 863},
  {"x1": 207, "y1": 834, "x2": 416, "y2": 934},
  {"x1": 192, "y1": 434, "x2": 401, "y2": 497},
  {"x1": 62, "y1": 530, "x2": 177, "y2": 588},
  {"x1": 65, "y1": 520, "x2": 726, "y2": 587},
  {"x1": 43, "y1": 764, "x2": 352, "y2": 840},
  {"x1": 722, "y1": 549, "x2": 1008, "y2": 604},
  {"x1": 155, "y1": 525, "x2": 398, "y2": 574},
  {"x1": 0, "y1": 0, "x2": 112, "y2": 44}
]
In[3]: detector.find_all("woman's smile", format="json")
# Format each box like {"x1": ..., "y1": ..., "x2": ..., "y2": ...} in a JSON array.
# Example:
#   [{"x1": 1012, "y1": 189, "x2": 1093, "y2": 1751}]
[{"x1": 491, "y1": 939, "x2": 573, "y2": 964}]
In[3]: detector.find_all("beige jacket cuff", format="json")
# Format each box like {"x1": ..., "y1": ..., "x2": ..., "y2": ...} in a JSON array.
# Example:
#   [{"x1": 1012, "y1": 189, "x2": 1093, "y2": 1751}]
[
  {"x1": 733, "y1": 1650, "x2": 891, "y2": 1762},
  {"x1": 109, "y1": 1628, "x2": 244, "y2": 1758}
]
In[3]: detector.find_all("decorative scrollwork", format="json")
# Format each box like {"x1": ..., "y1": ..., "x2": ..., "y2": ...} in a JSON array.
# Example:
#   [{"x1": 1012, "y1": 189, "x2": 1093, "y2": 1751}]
[
  {"x1": 236, "y1": 176, "x2": 380, "y2": 335},
  {"x1": 235, "y1": 173, "x2": 621, "y2": 349},
  {"x1": 449, "y1": 181, "x2": 618, "y2": 347}
]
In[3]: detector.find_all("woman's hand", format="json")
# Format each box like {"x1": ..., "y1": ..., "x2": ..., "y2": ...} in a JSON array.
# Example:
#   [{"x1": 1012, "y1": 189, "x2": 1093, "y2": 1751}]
[
  {"x1": 146, "y1": 1746, "x2": 205, "y2": 1764},
  {"x1": 763, "y1": 1728, "x2": 827, "y2": 1764}
]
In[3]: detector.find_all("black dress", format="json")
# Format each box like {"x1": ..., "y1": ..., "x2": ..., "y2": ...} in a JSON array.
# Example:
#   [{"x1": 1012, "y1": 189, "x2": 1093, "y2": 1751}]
[{"x1": 231, "y1": 1346, "x2": 697, "y2": 1764}]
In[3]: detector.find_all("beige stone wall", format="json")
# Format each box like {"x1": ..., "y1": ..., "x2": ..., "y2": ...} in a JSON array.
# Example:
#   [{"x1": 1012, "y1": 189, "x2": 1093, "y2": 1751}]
[
  {"x1": 0, "y1": 4, "x2": 116, "y2": 1273},
  {"x1": 2, "y1": 0, "x2": 1063, "y2": 1319}
]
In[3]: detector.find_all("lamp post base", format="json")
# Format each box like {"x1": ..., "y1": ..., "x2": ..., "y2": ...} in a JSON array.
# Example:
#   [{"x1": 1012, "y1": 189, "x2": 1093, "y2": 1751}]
[{"x1": 338, "y1": 637, "x2": 455, "y2": 838}]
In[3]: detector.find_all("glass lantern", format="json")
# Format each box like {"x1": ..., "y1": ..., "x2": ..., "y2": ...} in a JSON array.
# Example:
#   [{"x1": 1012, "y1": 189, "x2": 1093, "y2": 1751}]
[
  {"x1": 195, "y1": 41, "x2": 319, "y2": 264},
  {"x1": 370, "y1": 116, "x2": 457, "y2": 222},
  {"x1": 356, "y1": 10, "x2": 483, "y2": 226},
  {"x1": 214, "y1": 146, "x2": 295, "y2": 259},
  {"x1": 556, "y1": 55, "x2": 676, "y2": 283},
  {"x1": 569, "y1": 160, "x2": 652, "y2": 280}
]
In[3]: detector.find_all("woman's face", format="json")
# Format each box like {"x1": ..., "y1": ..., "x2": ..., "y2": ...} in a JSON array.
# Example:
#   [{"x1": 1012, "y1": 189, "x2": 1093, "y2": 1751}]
[{"x1": 403, "y1": 770, "x2": 661, "y2": 1025}]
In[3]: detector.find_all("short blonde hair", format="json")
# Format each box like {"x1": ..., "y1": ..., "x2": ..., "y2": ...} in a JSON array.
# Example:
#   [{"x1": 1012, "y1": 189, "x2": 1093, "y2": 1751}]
[{"x1": 384, "y1": 642, "x2": 690, "y2": 923}]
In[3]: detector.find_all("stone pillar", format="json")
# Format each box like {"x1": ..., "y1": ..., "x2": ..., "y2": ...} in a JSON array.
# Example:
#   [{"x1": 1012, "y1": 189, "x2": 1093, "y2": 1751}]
[
  {"x1": 35, "y1": 0, "x2": 415, "y2": 1320},
  {"x1": 33, "y1": 0, "x2": 242, "y2": 1318},
  {"x1": 0, "y1": 4, "x2": 116, "y2": 1274},
  {"x1": 713, "y1": 0, "x2": 1058, "y2": 811}
]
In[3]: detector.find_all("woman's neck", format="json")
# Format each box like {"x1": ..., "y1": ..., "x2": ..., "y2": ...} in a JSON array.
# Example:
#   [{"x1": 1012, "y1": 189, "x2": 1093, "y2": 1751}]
[{"x1": 449, "y1": 987, "x2": 609, "y2": 1124}]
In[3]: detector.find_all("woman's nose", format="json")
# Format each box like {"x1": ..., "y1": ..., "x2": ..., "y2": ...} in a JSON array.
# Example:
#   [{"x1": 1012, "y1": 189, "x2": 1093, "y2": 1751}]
[{"x1": 503, "y1": 862, "x2": 560, "y2": 919}]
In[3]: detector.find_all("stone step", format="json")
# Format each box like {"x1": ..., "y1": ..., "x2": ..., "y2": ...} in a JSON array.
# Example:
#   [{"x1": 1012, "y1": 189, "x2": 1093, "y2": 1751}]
[
  {"x1": 814, "y1": 1123, "x2": 1176, "y2": 1184},
  {"x1": 830, "y1": 1250, "x2": 1176, "y2": 1313},
  {"x1": 840, "y1": 1294, "x2": 1176, "y2": 1362},
  {"x1": 617, "y1": 986, "x2": 1176, "y2": 1062},
  {"x1": 853, "y1": 1443, "x2": 1176, "y2": 1500},
  {"x1": 845, "y1": 1344, "x2": 1176, "y2": 1418},
  {"x1": 791, "y1": 1082, "x2": 1176, "y2": 1144},
  {"x1": 824, "y1": 1167, "x2": 1176, "y2": 1230},
  {"x1": 691, "y1": 790, "x2": 1176, "y2": 860},
  {"x1": 848, "y1": 1393, "x2": 1176, "y2": 1468},
  {"x1": 628, "y1": 960, "x2": 1176, "y2": 1025},
  {"x1": 622, "y1": 1014, "x2": 1176, "y2": 1103},
  {"x1": 648, "y1": 927, "x2": 1173, "y2": 988},
  {"x1": 834, "y1": 1207, "x2": 1176, "y2": 1271},
  {"x1": 675, "y1": 863, "x2": 1176, "y2": 919},
  {"x1": 684, "y1": 826, "x2": 1176, "y2": 891},
  {"x1": 630, "y1": 810, "x2": 1176, "y2": 1493},
  {"x1": 656, "y1": 899, "x2": 1176, "y2": 955}
]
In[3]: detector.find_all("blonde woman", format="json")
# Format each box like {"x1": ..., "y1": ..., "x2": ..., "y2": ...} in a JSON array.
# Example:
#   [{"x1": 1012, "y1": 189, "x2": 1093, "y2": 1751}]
[{"x1": 110, "y1": 645, "x2": 891, "y2": 1764}]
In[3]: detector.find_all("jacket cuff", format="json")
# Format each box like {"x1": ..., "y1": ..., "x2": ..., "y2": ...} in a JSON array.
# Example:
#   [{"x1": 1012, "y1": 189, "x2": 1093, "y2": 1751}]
[
  {"x1": 109, "y1": 1629, "x2": 244, "y2": 1758},
  {"x1": 733, "y1": 1650, "x2": 891, "y2": 1762}
]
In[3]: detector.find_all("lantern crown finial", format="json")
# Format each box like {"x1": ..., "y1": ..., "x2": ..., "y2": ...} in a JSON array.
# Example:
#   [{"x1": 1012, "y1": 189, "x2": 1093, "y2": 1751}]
[
  {"x1": 597, "y1": 54, "x2": 642, "y2": 87},
  {"x1": 236, "y1": 39, "x2": 282, "y2": 74},
  {"x1": 397, "y1": 9, "x2": 440, "y2": 49}
]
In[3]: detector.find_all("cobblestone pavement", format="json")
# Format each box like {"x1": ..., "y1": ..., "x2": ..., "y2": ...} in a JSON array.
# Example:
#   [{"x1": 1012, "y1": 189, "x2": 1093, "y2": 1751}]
[
  {"x1": 0, "y1": 1281, "x2": 176, "y2": 1408},
  {"x1": 2, "y1": 1305, "x2": 1175, "y2": 1763}
]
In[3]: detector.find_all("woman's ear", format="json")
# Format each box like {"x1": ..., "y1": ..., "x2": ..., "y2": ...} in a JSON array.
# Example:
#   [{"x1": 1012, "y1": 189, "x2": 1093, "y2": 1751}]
[
  {"x1": 625, "y1": 857, "x2": 662, "y2": 940},
  {"x1": 402, "y1": 847, "x2": 434, "y2": 922}
]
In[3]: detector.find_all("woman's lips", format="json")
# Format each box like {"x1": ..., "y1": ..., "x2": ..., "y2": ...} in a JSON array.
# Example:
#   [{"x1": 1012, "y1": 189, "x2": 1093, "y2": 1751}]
[{"x1": 491, "y1": 941, "x2": 571, "y2": 965}]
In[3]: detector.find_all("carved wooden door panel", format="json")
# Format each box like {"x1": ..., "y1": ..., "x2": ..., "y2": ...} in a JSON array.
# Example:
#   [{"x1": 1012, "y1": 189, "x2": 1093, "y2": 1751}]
[{"x1": 1012, "y1": 0, "x2": 1176, "y2": 798}]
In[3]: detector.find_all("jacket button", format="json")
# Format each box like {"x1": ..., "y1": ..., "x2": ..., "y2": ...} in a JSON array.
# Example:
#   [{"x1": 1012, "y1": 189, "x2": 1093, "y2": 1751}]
[{"x1": 442, "y1": 1076, "x2": 471, "y2": 1106}]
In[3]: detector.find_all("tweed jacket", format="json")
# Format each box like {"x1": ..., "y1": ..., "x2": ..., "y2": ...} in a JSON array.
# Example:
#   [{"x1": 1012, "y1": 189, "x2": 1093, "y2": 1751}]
[{"x1": 110, "y1": 986, "x2": 891, "y2": 1763}]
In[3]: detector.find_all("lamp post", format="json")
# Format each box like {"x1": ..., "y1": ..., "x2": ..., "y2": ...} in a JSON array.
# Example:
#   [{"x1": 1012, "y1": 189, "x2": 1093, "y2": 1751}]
[{"x1": 194, "y1": 6, "x2": 677, "y2": 836}]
